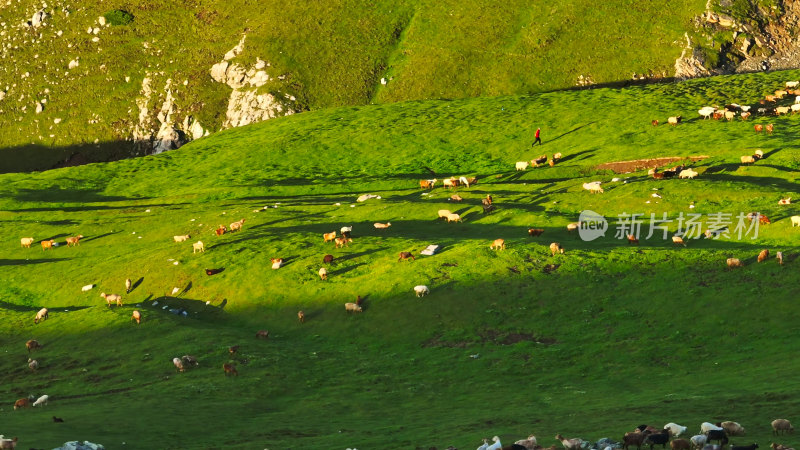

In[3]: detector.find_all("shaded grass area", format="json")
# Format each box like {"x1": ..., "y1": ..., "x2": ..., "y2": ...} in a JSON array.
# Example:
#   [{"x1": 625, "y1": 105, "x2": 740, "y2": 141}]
[{"x1": 0, "y1": 74, "x2": 799, "y2": 448}]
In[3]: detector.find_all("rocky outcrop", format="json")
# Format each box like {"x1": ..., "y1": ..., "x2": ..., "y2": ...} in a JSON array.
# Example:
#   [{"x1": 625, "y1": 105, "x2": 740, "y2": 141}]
[
  {"x1": 680, "y1": 0, "x2": 800, "y2": 77},
  {"x1": 209, "y1": 34, "x2": 299, "y2": 129},
  {"x1": 53, "y1": 441, "x2": 105, "y2": 450}
]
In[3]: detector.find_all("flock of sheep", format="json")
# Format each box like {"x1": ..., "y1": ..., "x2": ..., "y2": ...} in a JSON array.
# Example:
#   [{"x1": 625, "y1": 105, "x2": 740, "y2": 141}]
[{"x1": 466, "y1": 419, "x2": 794, "y2": 450}]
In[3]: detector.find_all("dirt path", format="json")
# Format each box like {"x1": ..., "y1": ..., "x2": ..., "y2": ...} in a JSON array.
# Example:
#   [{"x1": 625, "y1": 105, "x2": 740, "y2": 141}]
[{"x1": 597, "y1": 155, "x2": 708, "y2": 173}]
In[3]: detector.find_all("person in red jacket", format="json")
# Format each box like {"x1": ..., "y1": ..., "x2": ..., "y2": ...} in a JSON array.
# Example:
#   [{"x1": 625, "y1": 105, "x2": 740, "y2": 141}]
[{"x1": 533, "y1": 127, "x2": 542, "y2": 146}]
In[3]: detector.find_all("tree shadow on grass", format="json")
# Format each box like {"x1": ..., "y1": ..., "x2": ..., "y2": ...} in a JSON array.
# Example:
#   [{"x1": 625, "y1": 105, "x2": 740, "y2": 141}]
[
  {"x1": 0, "y1": 300, "x2": 90, "y2": 312},
  {"x1": 329, "y1": 262, "x2": 366, "y2": 277},
  {"x1": 82, "y1": 231, "x2": 122, "y2": 243},
  {"x1": 0, "y1": 258, "x2": 69, "y2": 266}
]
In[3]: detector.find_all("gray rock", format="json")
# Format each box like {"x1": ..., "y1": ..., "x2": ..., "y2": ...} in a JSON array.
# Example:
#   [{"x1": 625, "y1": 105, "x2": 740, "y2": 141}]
[
  {"x1": 53, "y1": 441, "x2": 106, "y2": 450},
  {"x1": 31, "y1": 10, "x2": 46, "y2": 27}
]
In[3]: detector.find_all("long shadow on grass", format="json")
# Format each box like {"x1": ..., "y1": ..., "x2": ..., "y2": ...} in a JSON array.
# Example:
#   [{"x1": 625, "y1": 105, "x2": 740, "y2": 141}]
[
  {"x1": 0, "y1": 300, "x2": 90, "y2": 312},
  {"x1": 82, "y1": 231, "x2": 122, "y2": 243},
  {"x1": 0, "y1": 258, "x2": 69, "y2": 266}
]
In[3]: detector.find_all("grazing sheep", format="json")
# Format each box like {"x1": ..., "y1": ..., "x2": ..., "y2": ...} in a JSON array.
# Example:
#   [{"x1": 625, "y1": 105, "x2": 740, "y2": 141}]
[
  {"x1": 334, "y1": 237, "x2": 352, "y2": 248},
  {"x1": 215, "y1": 225, "x2": 227, "y2": 236},
  {"x1": 229, "y1": 219, "x2": 245, "y2": 232},
  {"x1": 446, "y1": 213, "x2": 462, "y2": 223},
  {"x1": 701, "y1": 423, "x2": 724, "y2": 434},
  {"x1": 668, "y1": 116, "x2": 682, "y2": 126},
  {"x1": 553, "y1": 152, "x2": 563, "y2": 160},
  {"x1": 374, "y1": 222, "x2": 391, "y2": 229},
  {"x1": 486, "y1": 436, "x2": 502, "y2": 450},
  {"x1": 482, "y1": 203, "x2": 496, "y2": 214},
  {"x1": 532, "y1": 155, "x2": 548, "y2": 166},
  {"x1": 627, "y1": 234, "x2": 639, "y2": 245},
  {"x1": 767, "y1": 123, "x2": 774, "y2": 134},
  {"x1": 323, "y1": 231, "x2": 336, "y2": 242},
  {"x1": 323, "y1": 254, "x2": 334, "y2": 264},
  {"x1": 228, "y1": 345, "x2": 239, "y2": 355},
  {"x1": 340, "y1": 226, "x2": 353, "y2": 238},
  {"x1": 758, "y1": 249, "x2": 770, "y2": 263},
  {"x1": 582, "y1": 182, "x2": 604, "y2": 194},
  {"x1": 726, "y1": 258, "x2": 742, "y2": 268},
  {"x1": 449, "y1": 194, "x2": 463, "y2": 202},
  {"x1": 679, "y1": 169, "x2": 698, "y2": 179},
  {"x1": 652, "y1": 119, "x2": 659, "y2": 126},
  {"x1": 724, "y1": 110, "x2": 736, "y2": 121},
  {"x1": 528, "y1": 228, "x2": 544, "y2": 237},
  {"x1": 624, "y1": 432, "x2": 648, "y2": 450},
  {"x1": 776, "y1": 106, "x2": 791, "y2": 115},
  {"x1": 672, "y1": 236, "x2": 686, "y2": 247},
  {"x1": 192, "y1": 241, "x2": 205, "y2": 253},
  {"x1": 13, "y1": 398, "x2": 30, "y2": 410},
  {"x1": 705, "y1": 431, "x2": 727, "y2": 446},
  {"x1": 699, "y1": 107, "x2": 716, "y2": 119},
  {"x1": 754, "y1": 124, "x2": 764, "y2": 133},
  {"x1": 516, "y1": 161, "x2": 530, "y2": 171},
  {"x1": 787, "y1": 81, "x2": 799, "y2": 88},
  {"x1": 720, "y1": 421, "x2": 745, "y2": 436},
  {"x1": 690, "y1": 435, "x2": 707, "y2": 450},
  {"x1": 65, "y1": 235, "x2": 83, "y2": 246},
  {"x1": 398, "y1": 251, "x2": 415, "y2": 261},
  {"x1": 223, "y1": 362, "x2": 238, "y2": 376},
  {"x1": 32, "y1": 394, "x2": 48, "y2": 407},
  {"x1": 28, "y1": 358, "x2": 38, "y2": 370},
  {"x1": 779, "y1": 198, "x2": 791, "y2": 205},
  {"x1": 556, "y1": 434, "x2": 584, "y2": 450},
  {"x1": 567, "y1": 222, "x2": 580, "y2": 232},
  {"x1": 131, "y1": 310, "x2": 141, "y2": 324},
  {"x1": 484, "y1": 194, "x2": 493, "y2": 205},
  {"x1": 741, "y1": 111, "x2": 751, "y2": 120},
  {"x1": 644, "y1": 429, "x2": 671, "y2": 450},
  {"x1": 777, "y1": 251, "x2": 783, "y2": 265},
  {"x1": 490, "y1": 239, "x2": 505, "y2": 250},
  {"x1": 172, "y1": 357, "x2": 186, "y2": 372},
  {"x1": 665, "y1": 424, "x2": 688, "y2": 437},
  {"x1": 173, "y1": 234, "x2": 191, "y2": 242},
  {"x1": 772, "y1": 419, "x2": 794, "y2": 435},
  {"x1": 100, "y1": 293, "x2": 123, "y2": 307},
  {"x1": 34, "y1": 307, "x2": 48, "y2": 324},
  {"x1": 298, "y1": 310, "x2": 305, "y2": 323},
  {"x1": 792, "y1": 216, "x2": 800, "y2": 227},
  {"x1": 41, "y1": 239, "x2": 55, "y2": 250},
  {"x1": 20, "y1": 237, "x2": 34, "y2": 248},
  {"x1": 318, "y1": 267, "x2": 328, "y2": 280},
  {"x1": 181, "y1": 355, "x2": 199, "y2": 368},
  {"x1": 256, "y1": 330, "x2": 269, "y2": 339},
  {"x1": 0, "y1": 437, "x2": 17, "y2": 449},
  {"x1": 442, "y1": 177, "x2": 459, "y2": 189},
  {"x1": 26, "y1": 339, "x2": 41, "y2": 353},
  {"x1": 414, "y1": 285, "x2": 430, "y2": 297},
  {"x1": 549, "y1": 159, "x2": 555, "y2": 167},
  {"x1": 125, "y1": 278, "x2": 132, "y2": 293},
  {"x1": 420, "y1": 178, "x2": 437, "y2": 189},
  {"x1": 741, "y1": 155, "x2": 755, "y2": 164},
  {"x1": 549, "y1": 242, "x2": 564, "y2": 256},
  {"x1": 345, "y1": 302, "x2": 363, "y2": 313},
  {"x1": 672, "y1": 439, "x2": 691, "y2": 450},
  {"x1": 515, "y1": 435, "x2": 537, "y2": 450},
  {"x1": 437, "y1": 209, "x2": 453, "y2": 220}
]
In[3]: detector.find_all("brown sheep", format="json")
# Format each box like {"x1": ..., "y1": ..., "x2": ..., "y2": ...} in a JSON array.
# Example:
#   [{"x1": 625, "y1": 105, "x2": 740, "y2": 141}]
[
  {"x1": 672, "y1": 236, "x2": 686, "y2": 247},
  {"x1": 228, "y1": 345, "x2": 239, "y2": 355},
  {"x1": 671, "y1": 439, "x2": 691, "y2": 450},
  {"x1": 624, "y1": 431, "x2": 647, "y2": 450},
  {"x1": 255, "y1": 330, "x2": 270, "y2": 339},
  {"x1": 13, "y1": 398, "x2": 30, "y2": 410},
  {"x1": 26, "y1": 339, "x2": 41, "y2": 353},
  {"x1": 490, "y1": 239, "x2": 505, "y2": 250},
  {"x1": 223, "y1": 363, "x2": 238, "y2": 376},
  {"x1": 755, "y1": 124, "x2": 764, "y2": 133},
  {"x1": 229, "y1": 219, "x2": 245, "y2": 232},
  {"x1": 215, "y1": 225, "x2": 227, "y2": 236},
  {"x1": 334, "y1": 237, "x2": 352, "y2": 248},
  {"x1": 323, "y1": 231, "x2": 336, "y2": 242},
  {"x1": 758, "y1": 249, "x2": 770, "y2": 263},
  {"x1": 528, "y1": 228, "x2": 544, "y2": 237},
  {"x1": 323, "y1": 254, "x2": 334, "y2": 264},
  {"x1": 41, "y1": 239, "x2": 55, "y2": 250},
  {"x1": 726, "y1": 258, "x2": 742, "y2": 268},
  {"x1": 65, "y1": 235, "x2": 83, "y2": 246},
  {"x1": 398, "y1": 251, "x2": 415, "y2": 261},
  {"x1": 766, "y1": 123, "x2": 774, "y2": 134},
  {"x1": 100, "y1": 293, "x2": 123, "y2": 307},
  {"x1": 772, "y1": 419, "x2": 794, "y2": 435}
]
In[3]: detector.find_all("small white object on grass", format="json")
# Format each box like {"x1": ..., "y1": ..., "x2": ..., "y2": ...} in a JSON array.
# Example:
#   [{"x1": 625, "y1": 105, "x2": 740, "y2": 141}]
[
  {"x1": 173, "y1": 261, "x2": 179, "y2": 265},
  {"x1": 171, "y1": 287, "x2": 180, "y2": 295}
]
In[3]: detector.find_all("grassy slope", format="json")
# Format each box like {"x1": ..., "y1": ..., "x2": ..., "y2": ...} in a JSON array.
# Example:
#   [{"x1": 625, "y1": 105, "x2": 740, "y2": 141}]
[
  {"x1": 0, "y1": 0, "x2": 706, "y2": 171},
  {"x1": 0, "y1": 70, "x2": 800, "y2": 449}
]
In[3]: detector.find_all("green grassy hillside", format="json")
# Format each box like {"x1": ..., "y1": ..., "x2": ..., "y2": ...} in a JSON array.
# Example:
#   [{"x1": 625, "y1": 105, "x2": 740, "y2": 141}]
[
  {"x1": 1, "y1": 70, "x2": 799, "y2": 449},
  {"x1": 0, "y1": 0, "x2": 706, "y2": 171}
]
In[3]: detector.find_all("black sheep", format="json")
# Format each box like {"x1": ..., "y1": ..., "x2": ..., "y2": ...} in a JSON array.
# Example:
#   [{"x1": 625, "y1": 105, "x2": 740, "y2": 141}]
[{"x1": 644, "y1": 429, "x2": 671, "y2": 450}]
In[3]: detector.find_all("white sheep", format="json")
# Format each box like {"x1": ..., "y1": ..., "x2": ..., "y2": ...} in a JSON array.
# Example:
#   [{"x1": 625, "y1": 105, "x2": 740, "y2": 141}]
[
  {"x1": 486, "y1": 436, "x2": 502, "y2": 450},
  {"x1": 340, "y1": 226, "x2": 352, "y2": 237},
  {"x1": 81, "y1": 284, "x2": 95, "y2": 292},
  {"x1": 32, "y1": 394, "x2": 48, "y2": 407},
  {"x1": 173, "y1": 357, "x2": 186, "y2": 372},
  {"x1": 582, "y1": 182, "x2": 604, "y2": 193},
  {"x1": 665, "y1": 423, "x2": 688, "y2": 437},
  {"x1": 414, "y1": 285, "x2": 430, "y2": 297},
  {"x1": 437, "y1": 209, "x2": 452, "y2": 220},
  {"x1": 345, "y1": 302, "x2": 362, "y2": 313},
  {"x1": 373, "y1": 222, "x2": 391, "y2": 229},
  {"x1": 698, "y1": 107, "x2": 716, "y2": 119},
  {"x1": 34, "y1": 307, "x2": 48, "y2": 324},
  {"x1": 679, "y1": 169, "x2": 698, "y2": 179},
  {"x1": 173, "y1": 234, "x2": 190, "y2": 242},
  {"x1": 515, "y1": 161, "x2": 529, "y2": 171},
  {"x1": 192, "y1": 241, "x2": 204, "y2": 253},
  {"x1": 788, "y1": 81, "x2": 800, "y2": 88},
  {"x1": 515, "y1": 435, "x2": 538, "y2": 450},
  {"x1": 792, "y1": 215, "x2": 800, "y2": 227},
  {"x1": 318, "y1": 267, "x2": 327, "y2": 280},
  {"x1": 690, "y1": 434, "x2": 707, "y2": 450},
  {"x1": 700, "y1": 422, "x2": 723, "y2": 434},
  {"x1": 446, "y1": 213, "x2": 462, "y2": 223}
]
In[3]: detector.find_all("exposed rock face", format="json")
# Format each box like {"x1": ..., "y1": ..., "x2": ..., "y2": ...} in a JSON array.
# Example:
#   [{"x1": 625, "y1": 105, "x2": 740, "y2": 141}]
[
  {"x1": 680, "y1": 0, "x2": 800, "y2": 78},
  {"x1": 54, "y1": 441, "x2": 105, "y2": 450},
  {"x1": 209, "y1": 34, "x2": 298, "y2": 130},
  {"x1": 131, "y1": 75, "x2": 205, "y2": 154}
]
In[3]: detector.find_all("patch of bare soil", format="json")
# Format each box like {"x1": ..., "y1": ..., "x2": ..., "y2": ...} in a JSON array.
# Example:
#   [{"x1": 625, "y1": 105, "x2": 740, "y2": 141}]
[{"x1": 596, "y1": 155, "x2": 708, "y2": 174}]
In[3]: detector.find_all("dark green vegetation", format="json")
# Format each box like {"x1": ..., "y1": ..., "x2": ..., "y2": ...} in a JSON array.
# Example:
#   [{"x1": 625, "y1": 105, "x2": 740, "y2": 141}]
[
  {"x1": 1, "y1": 70, "x2": 800, "y2": 449},
  {"x1": 0, "y1": 0, "x2": 706, "y2": 170}
]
